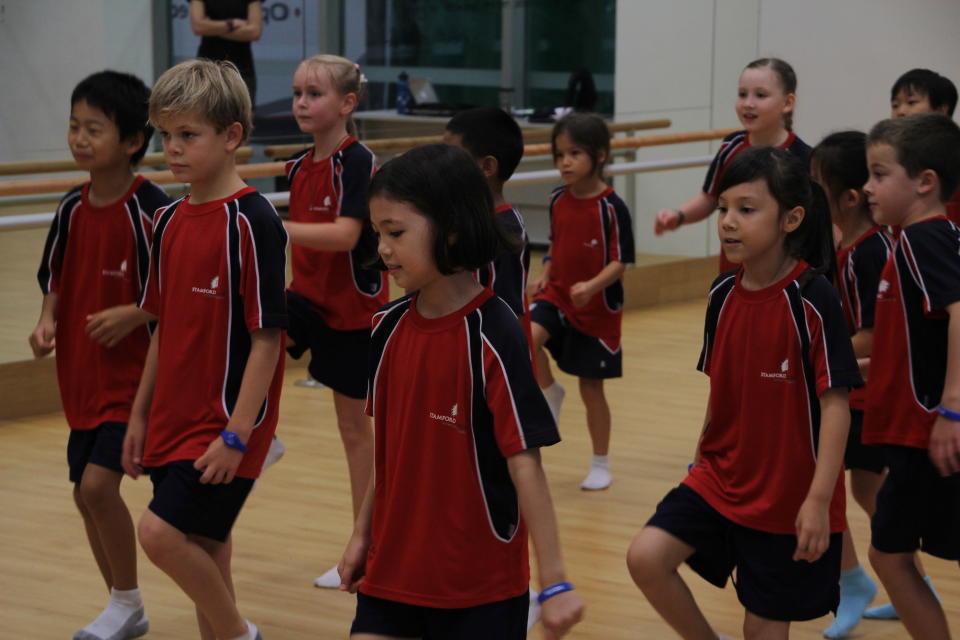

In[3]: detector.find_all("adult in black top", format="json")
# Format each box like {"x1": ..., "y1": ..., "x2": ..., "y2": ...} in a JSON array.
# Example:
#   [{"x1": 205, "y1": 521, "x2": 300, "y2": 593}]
[{"x1": 190, "y1": 0, "x2": 263, "y2": 105}]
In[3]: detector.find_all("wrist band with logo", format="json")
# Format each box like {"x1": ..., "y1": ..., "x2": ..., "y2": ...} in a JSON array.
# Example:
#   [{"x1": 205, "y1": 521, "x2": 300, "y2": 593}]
[
  {"x1": 937, "y1": 404, "x2": 960, "y2": 422},
  {"x1": 537, "y1": 582, "x2": 574, "y2": 604}
]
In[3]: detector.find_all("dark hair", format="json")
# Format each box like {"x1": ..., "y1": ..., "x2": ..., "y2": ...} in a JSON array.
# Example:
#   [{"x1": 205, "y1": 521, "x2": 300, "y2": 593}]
[
  {"x1": 744, "y1": 57, "x2": 798, "y2": 131},
  {"x1": 810, "y1": 130, "x2": 869, "y2": 212},
  {"x1": 891, "y1": 68, "x2": 958, "y2": 117},
  {"x1": 367, "y1": 144, "x2": 517, "y2": 275},
  {"x1": 717, "y1": 147, "x2": 835, "y2": 281},
  {"x1": 551, "y1": 113, "x2": 611, "y2": 177},
  {"x1": 445, "y1": 107, "x2": 524, "y2": 182},
  {"x1": 71, "y1": 70, "x2": 153, "y2": 165},
  {"x1": 868, "y1": 114, "x2": 960, "y2": 203}
]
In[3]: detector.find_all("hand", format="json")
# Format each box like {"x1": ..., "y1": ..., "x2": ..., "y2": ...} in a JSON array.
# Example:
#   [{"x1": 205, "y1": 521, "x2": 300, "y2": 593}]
[
  {"x1": 540, "y1": 590, "x2": 585, "y2": 640},
  {"x1": 857, "y1": 357, "x2": 870, "y2": 381},
  {"x1": 85, "y1": 305, "x2": 141, "y2": 348},
  {"x1": 929, "y1": 415, "x2": 960, "y2": 477},
  {"x1": 28, "y1": 319, "x2": 56, "y2": 358},
  {"x1": 338, "y1": 532, "x2": 370, "y2": 593},
  {"x1": 569, "y1": 281, "x2": 593, "y2": 308},
  {"x1": 528, "y1": 274, "x2": 548, "y2": 297},
  {"x1": 194, "y1": 435, "x2": 245, "y2": 484},
  {"x1": 793, "y1": 498, "x2": 830, "y2": 562},
  {"x1": 122, "y1": 416, "x2": 147, "y2": 479},
  {"x1": 654, "y1": 209, "x2": 681, "y2": 235}
]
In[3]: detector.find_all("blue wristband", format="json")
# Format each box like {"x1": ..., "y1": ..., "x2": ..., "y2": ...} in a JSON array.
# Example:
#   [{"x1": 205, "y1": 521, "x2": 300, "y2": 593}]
[
  {"x1": 937, "y1": 405, "x2": 960, "y2": 422},
  {"x1": 220, "y1": 430, "x2": 248, "y2": 453},
  {"x1": 542, "y1": 254, "x2": 552, "y2": 264},
  {"x1": 537, "y1": 582, "x2": 573, "y2": 604}
]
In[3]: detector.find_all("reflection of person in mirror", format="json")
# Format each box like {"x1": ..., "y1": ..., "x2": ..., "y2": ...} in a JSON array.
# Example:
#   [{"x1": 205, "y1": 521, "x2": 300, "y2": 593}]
[{"x1": 190, "y1": 0, "x2": 263, "y2": 105}]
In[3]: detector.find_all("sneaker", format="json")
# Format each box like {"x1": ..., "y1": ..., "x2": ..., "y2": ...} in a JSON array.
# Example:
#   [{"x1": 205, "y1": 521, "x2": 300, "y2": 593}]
[
  {"x1": 580, "y1": 465, "x2": 612, "y2": 491},
  {"x1": 262, "y1": 436, "x2": 285, "y2": 471},
  {"x1": 73, "y1": 607, "x2": 148, "y2": 640},
  {"x1": 542, "y1": 382, "x2": 565, "y2": 424},
  {"x1": 313, "y1": 565, "x2": 341, "y2": 589}
]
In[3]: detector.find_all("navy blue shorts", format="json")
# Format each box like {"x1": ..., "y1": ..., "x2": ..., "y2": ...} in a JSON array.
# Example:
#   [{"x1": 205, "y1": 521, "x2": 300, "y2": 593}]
[
  {"x1": 530, "y1": 299, "x2": 622, "y2": 379},
  {"x1": 67, "y1": 421, "x2": 127, "y2": 483},
  {"x1": 286, "y1": 289, "x2": 370, "y2": 399},
  {"x1": 871, "y1": 445, "x2": 960, "y2": 560},
  {"x1": 844, "y1": 409, "x2": 886, "y2": 474},
  {"x1": 148, "y1": 461, "x2": 254, "y2": 543},
  {"x1": 351, "y1": 591, "x2": 529, "y2": 639},
  {"x1": 647, "y1": 485, "x2": 841, "y2": 622}
]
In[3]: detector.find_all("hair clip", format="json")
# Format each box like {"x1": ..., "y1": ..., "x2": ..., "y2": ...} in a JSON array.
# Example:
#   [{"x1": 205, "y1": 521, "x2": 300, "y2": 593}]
[{"x1": 359, "y1": 73, "x2": 368, "y2": 85}]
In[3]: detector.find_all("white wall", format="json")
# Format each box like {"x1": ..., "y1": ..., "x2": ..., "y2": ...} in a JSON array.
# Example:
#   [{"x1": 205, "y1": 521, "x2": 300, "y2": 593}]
[
  {"x1": 616, "y1": 0, "x2": 960, "y2": 258},
  {"x1": 0, "y1": 0, "x2": 154, "y2": 164}
]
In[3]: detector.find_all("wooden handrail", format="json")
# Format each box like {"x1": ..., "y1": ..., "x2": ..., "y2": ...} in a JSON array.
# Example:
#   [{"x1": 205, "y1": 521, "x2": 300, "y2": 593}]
[
  {"x1": 262, "y1": 118, "x2": 672, "y2": 159},
  {"x1": 0, "y1": 127, "x2": 733, "y2": 198},
  {"x1": 0, "y1": 147, "x2": 255, "y2": 177}
]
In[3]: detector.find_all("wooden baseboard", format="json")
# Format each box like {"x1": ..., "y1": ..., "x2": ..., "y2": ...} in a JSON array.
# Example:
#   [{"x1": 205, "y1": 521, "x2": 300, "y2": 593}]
[
  {"x1": 623, "y1": 255, "x2": 717, "y2": 309},
  {"x1": 0, "y1": 358, "x2": 61, "y2": 420}
]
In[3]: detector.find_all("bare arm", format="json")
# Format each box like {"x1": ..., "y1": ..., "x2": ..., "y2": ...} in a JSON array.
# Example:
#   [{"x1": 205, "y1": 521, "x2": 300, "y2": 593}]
[
  {"x1": 190, "y1": 0, "x2": 262, "y2": 42},
  {"x1": 528, "y1": 249, "x2": 552, "y2": 296},
  {"x1": 929, "y1": 301, "x2": 960, "y2": 476},
  {"x1": 28, "y1": 292, "x2": 59, "y2": 358},
  {"x1": 85, "y1": 304, "x2": 157, "y2": 348},
  {"x1": 570, "y1": 260, "x2": 625, "y2": 307},
  {"x1": 339, "y1": 466, "x2": 376, "y2": 592},
  {"x1": 850, "y1": 328, "x2": 873, "y2": 359},
  {"x1": 194, "y1": 328, "x2": 282, "y2": 484},
  {"x1": 692, "y1": 402, "x2": 711, "y2": 464},
  {"x1": 284, "y1": 216, "x2": 362, "y2": 252},
  {"x1": 122, "y1": 330, "x2": 160, "y2": 478},
  {"x1": 794, "y1": 387, "x2": 849, "y2": 562},
  {"x1": 654, "y1": 191, "x2": 718, "y2": 235},
  {"x1": 508, "y1": 449, "x2": 584, "y2": 638}
]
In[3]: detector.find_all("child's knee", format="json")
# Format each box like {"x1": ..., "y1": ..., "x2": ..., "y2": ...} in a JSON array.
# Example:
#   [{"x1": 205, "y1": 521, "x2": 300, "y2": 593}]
[
  {"x1": 578, "y1": 377, "x2": 604, "y2": 398},
  {"x1": 138, "y1": 512, "x2": 182, "y2": 563},
  {"x1": 78, "y1": 473, "x2": 119, "y2": 513},
  {"x1": 743, "y1": 612, "x2": 788, "y2": 640},
  {"x1": 531, "y1": 322, "x2": 549, "y2": 349},
  {"x1": 626, "y1": 529, "x2": 678, "y2": 586},
  {"x1": 868, "y1": 545, "x2": 911, "y2": 576}
]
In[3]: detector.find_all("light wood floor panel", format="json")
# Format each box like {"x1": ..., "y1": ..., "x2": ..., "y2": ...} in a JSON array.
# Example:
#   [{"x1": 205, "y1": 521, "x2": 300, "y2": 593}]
[{"x1": 1, "y1": 301, "x2": 956, "y2": 639}]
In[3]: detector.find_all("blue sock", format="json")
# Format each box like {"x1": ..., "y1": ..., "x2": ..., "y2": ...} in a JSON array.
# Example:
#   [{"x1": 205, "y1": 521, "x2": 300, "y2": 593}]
[
  {"x1": 823, "y1": 565, "x2": 877, "y2": 638},
  {"x1": 863, "y1": 575, "x2": 938, "y2": 620}
]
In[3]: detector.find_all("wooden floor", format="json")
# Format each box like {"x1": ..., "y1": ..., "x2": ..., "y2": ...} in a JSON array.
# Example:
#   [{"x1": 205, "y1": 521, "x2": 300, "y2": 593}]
[{"x1": 1, "y1": 301, "x2": 957, "y2": 639}]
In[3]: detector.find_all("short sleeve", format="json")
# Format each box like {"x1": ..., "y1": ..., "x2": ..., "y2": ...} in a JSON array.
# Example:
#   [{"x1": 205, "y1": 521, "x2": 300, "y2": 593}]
[
  {"x1": 605, "y1": 195, "x2": 635, "y2": 265},
  {"x1": 697, "y1": 273, "x2": 736, "y2": 375},
  {"x1": 904, "y1": 222, "x2": 960, "y2": 313},
  {"x1": 481, "y1": 303, "x2": 560, "y2": 458},
  {"x1": 802, "y1": 278, "x2": 863, "y2": 395},
  {"x1": 37, "y1": 189, "x2": 81, "y2": 294},
  {"x1": 339, "y1": 144, "x2": 377, "y2": 220},
  {"x1": 849, "y1": 233, "x2": 890, "y2": 329},
  {"x1": 238, "y1": 200, "x2": 288, "y2": 331},
  {"x1": 701, "y1": 131, "x2": 744, "y2": 198}
]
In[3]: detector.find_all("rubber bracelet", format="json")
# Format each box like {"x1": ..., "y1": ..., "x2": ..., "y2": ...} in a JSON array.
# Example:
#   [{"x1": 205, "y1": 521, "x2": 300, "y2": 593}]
[
  {"x1": 221, "y1": 429, "x2": 248, "y2": 453},
  {"x1": 542, "y1": 254, "x2": 552, "y2": 264},
  {"x1": 537, "y1": 582, "x2": 574, "y2": 604},
  {"x1": 937, "y1": 404, "x2": 960, "y2": 422},
  {"x1": 225, "y1": 18, "x2": 236, "y2": 32},
  {"x1": 676, "y1": 209, "x2": 686, "y2": 225}
]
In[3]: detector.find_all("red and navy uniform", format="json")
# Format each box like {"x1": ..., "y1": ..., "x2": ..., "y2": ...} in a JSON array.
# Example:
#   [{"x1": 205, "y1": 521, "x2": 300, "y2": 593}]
[
  {"x1": 285, "y1": 137, "x2": 388, "y2": 330},
  {"x1": 835, "y1": 227, "x2": 893, "y2": 411},
  {"x1": 686, "y1": 261, "x2": 862, "y2": 534},
  {"x1": 947, "y1": 189, "x2": 960, "y2": 225},
  {"x1": 535, "y1": 185, "x2": 634, "y2": 345},
  {"x1": 702, "y1": 130, "x2": 812, "y2": 272},
  {"x1": 863, "y1": 217, "x2": 960, "y2": 449},
  {"x1": 139, "y1": 187, "x2": 288, "y2": 479},
  {"x1": 38, "y1": 176, "x2": 170, "y2": 431},
  {"x1": 476, "y1": 204, "x2": 530, "y2": 319},
  {"x1": 362, "y1": 289, "x2": 559, "y2": 608}
]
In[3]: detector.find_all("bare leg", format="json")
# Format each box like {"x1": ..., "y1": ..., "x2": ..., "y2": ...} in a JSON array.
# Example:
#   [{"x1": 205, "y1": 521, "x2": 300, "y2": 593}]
[
  {"x1": 531, "y1": 322, "x2": 555, "y2": 389},
  {"x1": 627, "y1": 526, "x2": 718, "y2": 640},
  {"x1": 79, "y1": 464, "x2": 138, "y2": 590},
  {"x1": 579, "y1": 378, "x2": 610, "y2": 456},
  {"x1": 73, "y1": 483, "x2": 113, "y2": 591},
  {"x1": 743, "y1": 611, "x2": 789, "y2": 640},
  {"x1": 869, "y1": 546, "x2": 949, "y2": 639},
  {"x1": 332, "y1": 392, "x2": 374, "y2": 519},
  {"x1": 138, "y1": 510, "x2": 247, "y2": 639},
  {"x1": 190, "y1": 534, "x2": 236, "y2": 640}
]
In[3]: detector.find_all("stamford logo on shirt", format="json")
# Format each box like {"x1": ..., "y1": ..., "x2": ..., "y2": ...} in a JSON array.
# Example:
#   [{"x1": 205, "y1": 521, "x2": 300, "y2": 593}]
[
  {"x1": 877, "y1": 279, "x2": 893, "y2": 299},
  {"x1": 760, "y1": 358, "x2": 794, "y2": 381},
  {"x1": 191, "y1": 274, "x2": 224, "y2": 298},
  {"x1": 430, "y1": 403, "x2": 465, "y2": 433},
  {"x1": 583, "y1": 238, "x2": 599, "y2": 249},
  {"x1": 308, "y1": 195, "x2": 333, "y2": 213},
  {"x1": 102, "y1": 259, "x2": 129, "y2": 280}
]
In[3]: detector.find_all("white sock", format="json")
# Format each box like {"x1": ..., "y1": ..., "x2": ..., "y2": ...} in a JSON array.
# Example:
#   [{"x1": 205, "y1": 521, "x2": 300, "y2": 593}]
[
  {"x1": 228, "y1": 620, "x2": 259, "y2": 640},
  {"x1": 580, "y1": 455, "x2": 612, "y2": 490},
  {"x1": 75, "y1": 587, "x2": 146, "y2": 640},
  {"x1": 527, "y1": 586, "x2": 541, "y2": 632},
  {"x1": 542, "y1": 382, "x2": 565, "y2": 424},
  {"x1": 313, "y1": 565, "x2": 341, "y2": 589}
]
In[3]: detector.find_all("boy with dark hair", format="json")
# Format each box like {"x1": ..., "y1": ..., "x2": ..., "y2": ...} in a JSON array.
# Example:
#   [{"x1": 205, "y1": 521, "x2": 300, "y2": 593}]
[
  {"x1": 443, "y1": 107, "x2": 531, "y2": 325},
  {"x1": 890, "y1": 68, "x2": 958, "y2": 118},
  {"x1": 122, "y1": 59, "x2": 287, "y2": 640},
  {"x1": 30, "y1": 69, "x2": 171, "y2": 640},
  {"x1": 862, "y1": 113, "x2": 960, "y2": 640}
]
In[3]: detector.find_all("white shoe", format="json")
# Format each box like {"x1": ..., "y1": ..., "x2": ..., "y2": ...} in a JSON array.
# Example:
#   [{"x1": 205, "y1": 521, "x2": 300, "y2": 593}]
[
  {"x1": 527, "y1": 587, "x2": 541, "y2": 634},
  {"x1": 262, "y1": 436, "x2": 285, "y2": 471},
  {"x1": 313, "y1": 565, "x2": 341, "y2": 589},
  {"x1": 580, "y1": 465, "x2": 612, "y2": 490},
  {"x1": 542, "y1": 382, "x2": 565, "y2": 424}
]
